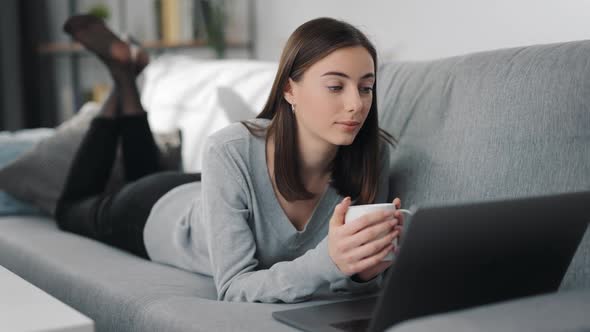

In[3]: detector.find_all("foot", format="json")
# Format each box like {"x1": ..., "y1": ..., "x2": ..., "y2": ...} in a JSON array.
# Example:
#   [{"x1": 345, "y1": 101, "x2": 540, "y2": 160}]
[
  {"x1": 94, "y1": 40, "x2": 148, "y2": 119},
  {"x1": 121, "y1": 34, "x2": 150, "y2": 75},
  {"x1": 134, "y1": 50, "x2": 149, "y2": 75},
  {"x1": 117, "y1": 36, "x2": 150, "y2": 118},
  {"x1": 63, "y1": 14, "x2": 133, "y2": 79}
]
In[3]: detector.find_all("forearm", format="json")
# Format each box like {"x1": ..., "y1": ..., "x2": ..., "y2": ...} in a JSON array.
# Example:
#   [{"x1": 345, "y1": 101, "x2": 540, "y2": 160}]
[{"x1": 218, "y1": 239, "x2": 347, "y2": 303}]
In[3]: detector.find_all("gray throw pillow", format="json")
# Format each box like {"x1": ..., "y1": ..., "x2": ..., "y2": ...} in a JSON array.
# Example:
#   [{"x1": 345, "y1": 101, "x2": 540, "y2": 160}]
[{"x1": 0, "y1": 103, "x2": 182, "y2": 216}]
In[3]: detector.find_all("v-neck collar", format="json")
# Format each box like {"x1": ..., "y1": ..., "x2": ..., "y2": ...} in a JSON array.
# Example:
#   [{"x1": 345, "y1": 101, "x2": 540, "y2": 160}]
[{"x1": 252, "y1": 125, "x2": 340, "y2": 244}]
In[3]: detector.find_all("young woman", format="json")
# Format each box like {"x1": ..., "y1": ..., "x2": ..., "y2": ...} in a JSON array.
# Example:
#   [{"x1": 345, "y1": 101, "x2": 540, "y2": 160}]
[{"x1": 56, "y1": 15, "x2": 404, "y2": 303}]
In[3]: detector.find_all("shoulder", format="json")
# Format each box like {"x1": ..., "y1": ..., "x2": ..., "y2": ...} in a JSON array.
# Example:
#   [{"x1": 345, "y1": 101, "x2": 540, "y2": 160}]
[
  {"x1": 206, "y1": 118, "x2": 270, "y2": 151},
  {"x1": 201, "y1": 119, "x2": 270, "y2": 191},
  {"x1": 202, "y1": 119, "x2": 271, "y2": 176}
]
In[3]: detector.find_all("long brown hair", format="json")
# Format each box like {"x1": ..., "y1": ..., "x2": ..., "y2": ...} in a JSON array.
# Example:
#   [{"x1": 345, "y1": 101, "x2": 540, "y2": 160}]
[{"x1": 243, "y1": 17, "x2": 395, "y2": 204}]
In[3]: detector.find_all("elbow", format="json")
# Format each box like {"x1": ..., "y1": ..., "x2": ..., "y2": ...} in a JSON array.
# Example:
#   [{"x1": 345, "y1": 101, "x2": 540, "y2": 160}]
[{"x1": 217, "y1": 283, "x2": 311, "y2": 304}]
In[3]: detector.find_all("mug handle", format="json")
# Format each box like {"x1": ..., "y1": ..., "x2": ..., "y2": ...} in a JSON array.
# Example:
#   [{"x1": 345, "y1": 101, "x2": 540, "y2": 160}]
[{"x1": 397, "y1": 209, "x2": 413, "y2": 218}]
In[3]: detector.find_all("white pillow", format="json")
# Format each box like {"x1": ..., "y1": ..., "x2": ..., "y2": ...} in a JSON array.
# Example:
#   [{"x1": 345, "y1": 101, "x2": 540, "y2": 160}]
[{"x1": 141, "y1": 55, "x2": 277, "y2": 171}]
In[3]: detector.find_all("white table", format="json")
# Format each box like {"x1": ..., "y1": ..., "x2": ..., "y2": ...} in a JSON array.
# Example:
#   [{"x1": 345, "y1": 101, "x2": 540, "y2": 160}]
[{"x1": 0, "y1": 265, "x2": 94, "y2": 332}]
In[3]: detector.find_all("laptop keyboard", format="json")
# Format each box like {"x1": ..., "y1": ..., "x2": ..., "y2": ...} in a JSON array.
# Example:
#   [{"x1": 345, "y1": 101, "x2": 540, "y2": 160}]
[{"x1": 330, "y1": 318, "x2": 371, "y2": 332}]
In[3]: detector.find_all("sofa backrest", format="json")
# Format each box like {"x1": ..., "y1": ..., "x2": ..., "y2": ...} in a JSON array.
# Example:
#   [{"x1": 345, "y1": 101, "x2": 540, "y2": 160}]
[{"x1": 377, "y1": 40, "x2": 590, "y2": 290}]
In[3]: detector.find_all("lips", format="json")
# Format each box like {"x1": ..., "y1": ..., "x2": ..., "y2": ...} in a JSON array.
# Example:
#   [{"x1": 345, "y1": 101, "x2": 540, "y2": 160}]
[
  {"x1": 335, "y1": 120, "x2": 361, "y2": 132},
  {"x1": 337, "y1": 121, "x2": 360, "y2": 126}
]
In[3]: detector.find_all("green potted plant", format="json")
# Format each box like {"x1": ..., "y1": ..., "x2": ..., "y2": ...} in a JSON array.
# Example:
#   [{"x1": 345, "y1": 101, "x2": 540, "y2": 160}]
[
  {"x1": 200, "y1": 0, "x2": 226, "y2": 58},
  {"x1": 87, "y1": 4, "x2": 111, "y2": 20}
]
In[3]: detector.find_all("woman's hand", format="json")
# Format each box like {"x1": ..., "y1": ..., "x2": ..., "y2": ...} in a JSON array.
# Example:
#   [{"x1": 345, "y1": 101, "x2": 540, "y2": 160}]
[
  {"x1": 328, "y1": 197, "x2": 403, "y2": 280},
  {"x1": 355, "y1": 198, "x2": 404, "y2": 281}
]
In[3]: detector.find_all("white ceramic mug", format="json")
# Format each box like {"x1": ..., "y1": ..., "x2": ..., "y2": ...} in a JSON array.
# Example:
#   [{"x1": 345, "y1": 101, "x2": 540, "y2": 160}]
[{"x1": 344, "y1": 203, "x2": 413, "y2": 261}]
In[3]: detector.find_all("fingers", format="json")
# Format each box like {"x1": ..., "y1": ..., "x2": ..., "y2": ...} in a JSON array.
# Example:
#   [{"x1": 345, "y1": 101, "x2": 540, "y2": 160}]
[
  {"x1": 346, "y1": 218, "x2": 398, "y2": 249},
  {"x1": 354, "y1": 258, "x2": 394, "y2": 281},
  {"x1": 349, "y1": 240, "x2": 395, "y2": 273},
  {"x1": 346, "y1": 229, "x2": 399, "y2": 262},
  {"x1": 330, "y1": 197, "x2": 351, "y2": 227},
  {"x1": 372, "y1": 260, "x2": 395, "y2": 274},
  {"x1": 329, "y1": 197, "x2": 405, "y2": 277},
  {"x1": 393, "y1": 197, "x2": 404, "y2": 225},
  {"x1": 394, "y1": 210, "x2": 404, "y2": 226},
  {"x1": 395, "y1": 225, "x2": 403, "y2": 242}
]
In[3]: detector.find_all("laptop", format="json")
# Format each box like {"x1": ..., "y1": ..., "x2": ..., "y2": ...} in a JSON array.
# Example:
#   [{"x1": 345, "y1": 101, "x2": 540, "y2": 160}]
[{"x1": 272, "y1": 191, "x2": 590, "y2": 332}]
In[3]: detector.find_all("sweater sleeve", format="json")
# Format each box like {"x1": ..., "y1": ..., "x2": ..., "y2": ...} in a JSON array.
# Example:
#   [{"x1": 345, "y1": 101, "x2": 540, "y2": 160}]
[
  {"x1": 200, "y1": 138, "x2": 349, "y2": 303},
  {"x1": 330, "y1": 273, "x2": 383, "y2": 294}
]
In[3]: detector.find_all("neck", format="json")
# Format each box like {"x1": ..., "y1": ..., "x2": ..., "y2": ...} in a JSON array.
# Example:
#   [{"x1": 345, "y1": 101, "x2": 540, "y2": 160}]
[
  {"x1": 296, "y1": 130, "x2": 338, "y2": 183},
  {"x1": 298, "y1": 142, "x2": 336, "y2": 178},
  {"x1": 266, "y1": 135, "x2": 337, "y2": 192}
]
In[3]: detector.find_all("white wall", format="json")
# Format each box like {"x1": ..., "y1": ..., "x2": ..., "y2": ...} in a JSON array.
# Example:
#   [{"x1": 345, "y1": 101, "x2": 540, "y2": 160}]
[
  {"x1": 41, "y1": 0, "x2": 590, "y2": 123},
  {"x1": 255, "y1": 0, "x2": 590, "y2": 62}
]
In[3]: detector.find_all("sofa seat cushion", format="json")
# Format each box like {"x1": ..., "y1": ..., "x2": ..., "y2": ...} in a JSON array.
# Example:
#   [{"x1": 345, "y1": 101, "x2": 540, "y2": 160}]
[{"x1": 0, "y1": 216, "x2": 364, "y2": 331}]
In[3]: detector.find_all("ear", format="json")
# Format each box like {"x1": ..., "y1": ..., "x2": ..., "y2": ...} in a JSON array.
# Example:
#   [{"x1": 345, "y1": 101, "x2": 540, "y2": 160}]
[{"x1": 283, "y1": 78, "x2": 296, "y2": 105}]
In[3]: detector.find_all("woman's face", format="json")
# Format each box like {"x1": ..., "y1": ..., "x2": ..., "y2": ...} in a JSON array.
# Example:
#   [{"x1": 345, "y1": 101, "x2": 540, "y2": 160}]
[{"x1": 285, "y1": 46, "x2": 375, "y2": 148}]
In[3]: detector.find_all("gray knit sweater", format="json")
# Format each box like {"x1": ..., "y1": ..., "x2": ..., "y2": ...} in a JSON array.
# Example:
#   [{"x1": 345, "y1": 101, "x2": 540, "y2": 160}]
[{"x1": 143, "y1": 119, "x2": 391, "y2": 303}]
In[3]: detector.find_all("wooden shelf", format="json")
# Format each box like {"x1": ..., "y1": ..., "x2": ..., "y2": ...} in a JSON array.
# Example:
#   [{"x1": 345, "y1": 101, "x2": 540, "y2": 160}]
[{"x1": 37, "y1": 39, "x2": 251, "y2": 55}]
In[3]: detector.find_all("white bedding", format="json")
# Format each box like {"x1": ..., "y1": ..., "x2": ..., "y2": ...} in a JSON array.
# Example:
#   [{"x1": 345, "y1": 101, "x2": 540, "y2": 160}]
[{"x1": 140, "y1": 55, "x2": 277, "y2": 172}]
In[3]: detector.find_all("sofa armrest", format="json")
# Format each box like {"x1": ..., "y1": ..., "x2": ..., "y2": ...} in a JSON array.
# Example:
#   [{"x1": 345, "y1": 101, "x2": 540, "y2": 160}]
[{"x1": 387, "y1": 289, "x2": 590, "y2": 332}]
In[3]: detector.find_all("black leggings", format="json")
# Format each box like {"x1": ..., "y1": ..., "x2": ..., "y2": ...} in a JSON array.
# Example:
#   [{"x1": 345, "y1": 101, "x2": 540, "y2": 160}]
[{"x1": 55, "y1": 114, "x2": 200, "y2": 258}]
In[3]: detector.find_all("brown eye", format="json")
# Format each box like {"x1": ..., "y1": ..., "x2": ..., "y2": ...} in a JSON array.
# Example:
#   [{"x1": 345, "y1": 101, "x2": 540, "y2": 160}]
[
  {"x1": 360, "y1": 87, "x2": 373, "y2": 94},
  {"x1": 328, "y1": 86, "x2": 343, "y2": 92}
]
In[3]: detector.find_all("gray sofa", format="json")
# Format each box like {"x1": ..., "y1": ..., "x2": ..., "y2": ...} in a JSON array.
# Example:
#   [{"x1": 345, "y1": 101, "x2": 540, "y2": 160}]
[{"x1": 1, "y1": 40, "x2": 589, "y2": 331}]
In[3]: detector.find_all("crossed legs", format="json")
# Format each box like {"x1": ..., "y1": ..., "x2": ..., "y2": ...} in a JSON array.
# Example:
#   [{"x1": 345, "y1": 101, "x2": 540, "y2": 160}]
[{"x1": 55, "y1": 15, "x2": 200, "y2": 258}]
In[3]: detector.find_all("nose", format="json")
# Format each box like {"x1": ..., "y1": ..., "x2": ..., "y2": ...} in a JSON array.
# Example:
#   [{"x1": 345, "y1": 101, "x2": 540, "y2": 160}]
[{"x1": 346, "y1": 89, "x2": 364, "y2": 113}]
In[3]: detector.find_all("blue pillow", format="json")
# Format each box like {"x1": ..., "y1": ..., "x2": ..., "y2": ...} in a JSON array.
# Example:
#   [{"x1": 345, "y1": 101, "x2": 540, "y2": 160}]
[
  {"x1": 0, "y1": 128, "x2": 54, "y2": 216},
  {"x1": 0, "y1": 192, "x2": 43, "y2": 216}
]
